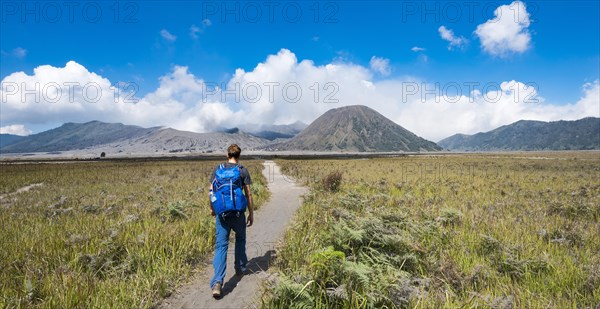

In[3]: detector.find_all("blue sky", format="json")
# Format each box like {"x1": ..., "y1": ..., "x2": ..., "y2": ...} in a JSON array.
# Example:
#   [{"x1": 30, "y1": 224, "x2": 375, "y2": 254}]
[{"x1": 1, "y1": 1, "x2": 599, "y2": 138}]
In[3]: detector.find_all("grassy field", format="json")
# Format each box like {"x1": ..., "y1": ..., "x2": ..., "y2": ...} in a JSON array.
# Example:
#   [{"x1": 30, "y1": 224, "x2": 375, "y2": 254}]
[
  {"x1": 263, "y1": 152, "x2": 599, "y2": 308},
  {"x1": 0, "y1": 159, "x2": 269, "y2": 308}
]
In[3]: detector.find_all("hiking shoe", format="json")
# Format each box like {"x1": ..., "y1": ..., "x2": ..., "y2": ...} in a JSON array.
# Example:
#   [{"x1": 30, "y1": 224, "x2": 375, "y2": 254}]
[
  {"x1": 212, "y1": 282, "x2": 222, "y2": 298},
  {"x1": 235, "y1": 268, "x2": 245, "y2": 277}
]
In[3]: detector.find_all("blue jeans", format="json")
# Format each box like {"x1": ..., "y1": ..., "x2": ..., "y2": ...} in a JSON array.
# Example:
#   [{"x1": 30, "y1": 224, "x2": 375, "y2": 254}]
[{"x1": 210, "y1": 211, "x2": 247, "y2": 288}]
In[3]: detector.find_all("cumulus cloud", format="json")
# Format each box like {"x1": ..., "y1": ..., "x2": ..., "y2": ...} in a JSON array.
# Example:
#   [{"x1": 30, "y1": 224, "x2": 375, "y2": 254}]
[
  {"x1": 393, "y1": 80, "x2": 599, "y2": 141},
  {"x1": 558, "y1": 81, "x2": 600, "y2": 120},
  {"x1": 411, "y1": 46, "x2": 425, "y2": 52},
  {"x1": 1, "y1": 50, "x2": 597, "y2": 140},
  {"x1": 0, "y1": 124, "x2": 32, "y2": 136},
  {"x1": 225, "y1": 49, "x2": 374, "y2": 126},
  {"x1": 438, "y1": 26, "x2": 468, "y2": 50},
  {"x1": 160, "y1": 29, "x2": 177, "y2": 42},
  {"x1": 369, "y1": 56, "x2": 391, "y2": 76},
  {"x1": 0, "y1": 61, "x2": 192, "y2": 130},
  {"x1": 475, "y1": 1, "x2": 532, "y2": 57}
]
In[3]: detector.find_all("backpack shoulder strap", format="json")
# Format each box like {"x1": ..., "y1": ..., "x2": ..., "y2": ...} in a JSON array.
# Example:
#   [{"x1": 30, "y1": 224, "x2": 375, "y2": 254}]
[{"x1": 236, "y1": 165, "x2": 245, "y2": 187}]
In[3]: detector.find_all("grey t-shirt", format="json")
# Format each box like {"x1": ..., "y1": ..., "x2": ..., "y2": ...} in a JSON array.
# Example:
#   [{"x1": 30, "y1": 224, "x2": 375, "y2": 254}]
[{"x1": 209, "y1": 163, "x2": 252, "y2": 186}]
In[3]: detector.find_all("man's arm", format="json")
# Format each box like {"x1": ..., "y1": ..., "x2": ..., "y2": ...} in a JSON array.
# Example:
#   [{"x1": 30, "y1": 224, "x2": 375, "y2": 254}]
[{"x1": 244, "y1": 184, "x2": 253, "y2": 227}]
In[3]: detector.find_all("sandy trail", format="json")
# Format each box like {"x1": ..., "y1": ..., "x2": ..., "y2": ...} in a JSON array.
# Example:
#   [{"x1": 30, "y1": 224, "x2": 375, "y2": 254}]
[
  {"x1": 159, "y1": 160, "x2": 307, "y2": 309},
  {"x1": 0, "y1": 183, "x2": 43, "y2": 202}
]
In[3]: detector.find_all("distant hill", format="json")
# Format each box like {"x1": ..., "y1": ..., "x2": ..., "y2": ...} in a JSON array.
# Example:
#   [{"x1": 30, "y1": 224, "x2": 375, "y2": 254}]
[
  {"x1": 269, "y1": 105, "x2": 441, "y2": 152},
  {"x1": 0, "y1": 121, "x2": 269, "y2": 154},
  {"x1": 99, "y1": 127, "x2": 268, "y2": 154},
  {"x1": 0, "y1": 134, "x2": 25, "y2": 148},
  {"x1": 243, "y1": 121, "x2": 308, "y2": 140},
  {"x1": 438, "y1": 117, "x2": 600, "y2": 151},
  {"x1": 1, "y1": 121, "x2": 155, "y2": 153}
]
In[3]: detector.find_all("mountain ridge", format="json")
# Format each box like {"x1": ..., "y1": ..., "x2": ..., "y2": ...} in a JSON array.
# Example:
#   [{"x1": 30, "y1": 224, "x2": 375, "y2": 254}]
[
  {"x1": 0, "y1": 121, "x2": 270, "y2": 154},
  {"x1": 0, "y1": 134, "x2": 25, "y2": 148},
  {"x1": 241, "y1": 121, "x2": 308, "y2": 140},
  {"x1": 3, "y1": 109, "x2": 598, "y2": 155},
  {"x1": 1, "y1": 121, "x2": 157, "y2": 153},
  {"x1": 438, "y1": 117, "x2": 600, "y2": 151}
]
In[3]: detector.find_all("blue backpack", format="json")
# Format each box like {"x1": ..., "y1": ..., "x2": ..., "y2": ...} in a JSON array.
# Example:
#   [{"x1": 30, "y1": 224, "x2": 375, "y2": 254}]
[{"x1": 211, "y1": 164, "x2": 248, "y2": 215}]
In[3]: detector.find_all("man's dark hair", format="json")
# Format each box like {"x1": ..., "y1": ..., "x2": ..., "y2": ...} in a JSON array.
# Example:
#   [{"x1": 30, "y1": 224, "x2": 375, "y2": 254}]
[{"x1": 227, "y1": 144, "x2": 241, "y2": 159}]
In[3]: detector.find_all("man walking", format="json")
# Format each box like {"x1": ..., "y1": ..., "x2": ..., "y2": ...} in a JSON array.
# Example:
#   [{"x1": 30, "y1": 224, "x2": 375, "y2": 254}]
[{"x1": 208, "y1": 144, "x2": 254, "y2": 298}]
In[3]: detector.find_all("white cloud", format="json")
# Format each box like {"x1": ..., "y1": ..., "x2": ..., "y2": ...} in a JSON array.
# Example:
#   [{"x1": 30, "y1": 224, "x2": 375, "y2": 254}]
[
  {"x1": 190, "y1": 25, "x2": 201, "y2": 39},
  {"x1": 369, "y1": 56, "x2": 391, "y2": 76},
  {"x1": 1, "y1": 50, "x2": 597, "y2": 141},
  {"x1": 475, "y1": 1, "x2": 532, "y2": 57},
  {"x1": 393, "y1": 80, "x2": 600, "y2": 141},
  {"x1": 160, "y1": 29, "x2": 177, "y2": 42},
  {"x1": 225, "y1": 49, "x2": 373, "y2": 126},
  {"x1": 2, "y1": 47, "x2": 27, "y2": 59},
  {"x1": 0, "y1": 124, "x2": 32, "y2": 136},
  {"x1": 438, "y1": 26, "x2": 468, "y2": 50},
  {"x1": 411, "y1": 46, "x2": 425, "y2": 52},
  {"x1": 0, "y1": 61, "x2": 189, "y2": 130},
  {"x1": 558, "y1": 81, "x2": 600, "y2": 120},
  {"x1": 190, "y1": 19, "x2": 212, "y2": 40},
  {"x1": 12, "y1": 47, "x2": 27, "y2": 59}
]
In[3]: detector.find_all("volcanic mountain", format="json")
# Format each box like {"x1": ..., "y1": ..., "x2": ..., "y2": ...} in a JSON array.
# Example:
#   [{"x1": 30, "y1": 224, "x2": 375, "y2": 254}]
[{"x1": 270, "y1": 105, "x2": 441, "y2": 152}]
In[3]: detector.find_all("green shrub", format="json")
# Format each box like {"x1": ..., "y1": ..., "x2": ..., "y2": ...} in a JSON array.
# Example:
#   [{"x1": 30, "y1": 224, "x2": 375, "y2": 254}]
[{"x1": 322, "y1": 171, "x2": 342, "y2": 193}]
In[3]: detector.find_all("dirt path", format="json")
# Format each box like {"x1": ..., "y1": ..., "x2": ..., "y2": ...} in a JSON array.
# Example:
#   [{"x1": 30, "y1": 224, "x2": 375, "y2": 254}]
[
  {"x1": 159, "y1": 161, "x2": 307, "y2": 309},
  {"x1": 0, "y1": 183, "x2": 44, "y2": 203}
]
